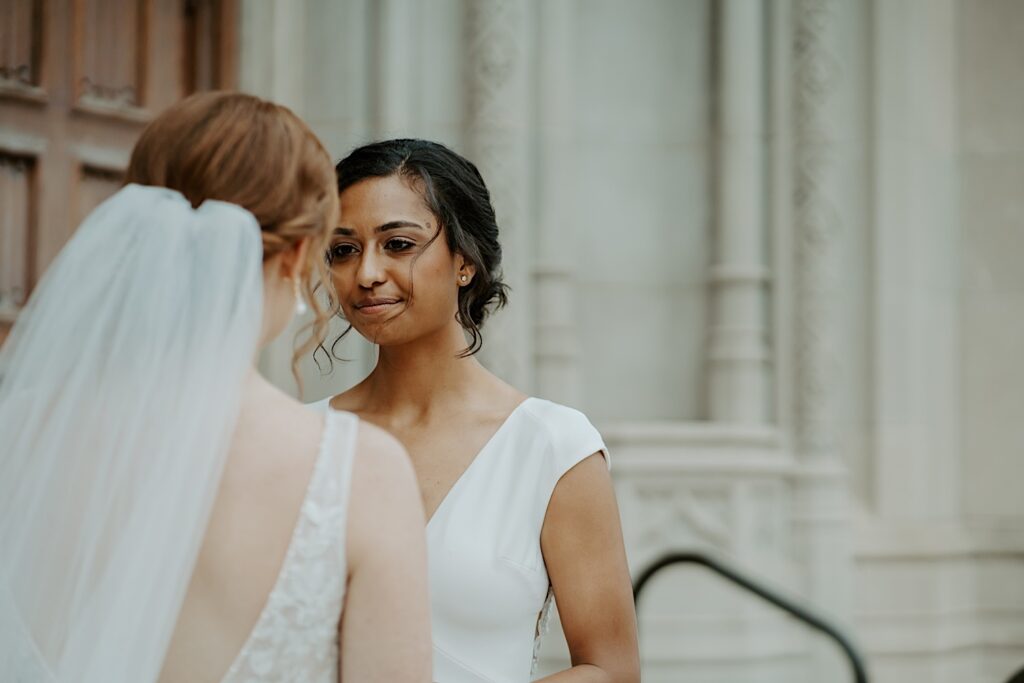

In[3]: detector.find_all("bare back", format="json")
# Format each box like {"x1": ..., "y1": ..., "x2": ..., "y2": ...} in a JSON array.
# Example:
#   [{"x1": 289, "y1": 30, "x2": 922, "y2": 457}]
[{"x1": 158, "y1": 374, "x2": 432, "y2": 683}]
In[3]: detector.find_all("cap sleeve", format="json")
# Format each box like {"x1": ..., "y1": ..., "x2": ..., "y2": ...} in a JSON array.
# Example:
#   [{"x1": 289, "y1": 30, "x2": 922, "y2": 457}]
[{"x1": 525, "y1": 399, "x2": 610, "y2": 486}]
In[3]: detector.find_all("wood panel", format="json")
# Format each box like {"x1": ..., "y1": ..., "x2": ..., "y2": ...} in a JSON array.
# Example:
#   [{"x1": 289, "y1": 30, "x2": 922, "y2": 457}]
[
  {"x1": 0, "y1": 0, "x2": 45, "y2": 101},
  {"x1": 0, "y1": 153, "x2": 36, "y2": 317},
  {"x1": 74, "y1": 0, "x2": 149, "y2": 118},
  {"x1": 75, "y1": 164, "x2": 122, "y2": 226},
  {"x1": 185, "y1": 0, "x2": 238, "y2": 91},
  {"x1": 0, "y1": 0, "x2": 238, "y2": 344}
]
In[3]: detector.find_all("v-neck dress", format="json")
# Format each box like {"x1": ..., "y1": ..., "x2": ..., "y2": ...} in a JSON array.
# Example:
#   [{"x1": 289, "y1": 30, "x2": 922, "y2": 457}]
[{"x1": 311, "y1": 396, "x2": 608, "y2": 682}]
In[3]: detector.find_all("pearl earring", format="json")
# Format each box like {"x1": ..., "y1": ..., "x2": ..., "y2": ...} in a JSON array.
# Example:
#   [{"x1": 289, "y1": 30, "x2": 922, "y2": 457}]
[{"x1": 460, "y1": 274, "x2": 469, "y2": 283}]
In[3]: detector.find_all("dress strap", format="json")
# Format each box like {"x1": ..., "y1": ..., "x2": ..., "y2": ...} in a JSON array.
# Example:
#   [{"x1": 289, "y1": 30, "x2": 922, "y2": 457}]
[{"x1": 314, "y1": 411, "x2": 359, "y2": 561}]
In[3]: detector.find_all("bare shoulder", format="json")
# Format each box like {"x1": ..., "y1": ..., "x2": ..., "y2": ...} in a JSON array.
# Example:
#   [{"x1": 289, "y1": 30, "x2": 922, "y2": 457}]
[
  {"x1": 477, "y1": 369, "x2": 528, "y2": 413},
  {"x1": 352, "y1": 420, "x2": 417, "y2": 483},
  {"x1": 346, "y1": 420, "x2": 425, "y2": 569},
  {"x1": 235, "y1": 381, "x2": 324, "y2": 463}
]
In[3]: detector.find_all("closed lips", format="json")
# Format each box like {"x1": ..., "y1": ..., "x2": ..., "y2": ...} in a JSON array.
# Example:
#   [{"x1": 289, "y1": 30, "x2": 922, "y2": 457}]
[{"x1": 355, "y1": 298, "x2": 402, "y2": 313}]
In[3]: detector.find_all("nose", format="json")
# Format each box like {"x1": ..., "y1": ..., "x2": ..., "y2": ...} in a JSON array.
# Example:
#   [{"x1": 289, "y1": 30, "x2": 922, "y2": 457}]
[{"x1": 356, "y1": 248, "x2": 386, "y2": 289}]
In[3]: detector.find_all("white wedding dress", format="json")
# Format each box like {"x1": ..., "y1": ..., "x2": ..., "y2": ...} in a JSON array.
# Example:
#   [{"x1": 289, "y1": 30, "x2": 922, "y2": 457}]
[
  {"x1": 311, "y1": 396, "x2": 609, "y2": 683},
  {"x1": 218, "y1": 409, "x2": 358, "y2": 683},
  {"x1": 2, "y1": 409, "x2": 359, "y2": 683},
  {"x1": 0, "y1": 185, "x2": 357, "y2": 682}
]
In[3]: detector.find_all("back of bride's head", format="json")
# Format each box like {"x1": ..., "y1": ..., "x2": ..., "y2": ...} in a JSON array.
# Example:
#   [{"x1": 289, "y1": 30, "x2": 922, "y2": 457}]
[
  {"x1": 0, "y1": 93, "x2": 346, "y2": 680},
  {"x1": 126, "y1": 91, "x2": 338, "y2": 361},
  {"x1": 127, "y1": 92, "x2": 336, "y2": 258}
]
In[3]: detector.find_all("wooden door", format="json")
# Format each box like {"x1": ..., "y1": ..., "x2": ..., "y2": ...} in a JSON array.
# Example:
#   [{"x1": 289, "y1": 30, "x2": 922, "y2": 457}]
[{"x1": 0, "y1": 0, "x2": 237, "y2": 344}]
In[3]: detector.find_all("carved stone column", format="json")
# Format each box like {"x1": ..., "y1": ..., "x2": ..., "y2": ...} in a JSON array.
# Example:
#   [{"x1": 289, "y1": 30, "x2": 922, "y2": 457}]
[
  {"x1": 871, "y1": 0, "x2": 960, "y2": 522},
  {"x1": 370, "y1": 0, "x2": 421, "y2": 137},
  {"x1": 707, "y1": 0, "x2": 772, "y2": 424},
  {"x1": 792, "y1": 0, "x2": 853, "y2": 677},
  {"x1": 533, "y1": 0, "x2": 580, "y2": 405},
  {"x1": 242, "y1": 0, "x2": 311, "y2": 397},
  {"x1": 793, "y1": 0, "x2": 842, "y2": 463},
  {"x1": 238, "y1": 0, "x2": 306, "y2": 113},
  {"x1": 464, "y1": 0, "x2": 533, "y2": 390}
]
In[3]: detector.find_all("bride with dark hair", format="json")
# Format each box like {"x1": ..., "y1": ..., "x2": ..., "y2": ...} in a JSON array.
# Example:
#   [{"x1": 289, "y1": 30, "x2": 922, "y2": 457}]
[
  {"x1": 0, "y1": 93, "x2": 432, "y2": 683},
  {"x1": 318, "y1": 138, "x2": 640, "y2": 683}
]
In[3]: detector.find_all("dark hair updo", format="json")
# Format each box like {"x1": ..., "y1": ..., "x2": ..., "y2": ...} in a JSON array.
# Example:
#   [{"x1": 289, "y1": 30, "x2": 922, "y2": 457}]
[{"x1": 334, "y1": 138, "x2": 509, "y2": 355}]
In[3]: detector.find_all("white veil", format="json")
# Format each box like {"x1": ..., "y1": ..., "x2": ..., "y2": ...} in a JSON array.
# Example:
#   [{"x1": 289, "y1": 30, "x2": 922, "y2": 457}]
[{"x1": 0, "y1": 184, "x2": 263, "y2": 682}]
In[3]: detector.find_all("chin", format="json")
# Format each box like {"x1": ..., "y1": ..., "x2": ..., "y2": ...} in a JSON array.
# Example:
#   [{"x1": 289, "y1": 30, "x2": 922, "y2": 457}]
[
  {"x1": 350, "y1": 318, "x2": 413, "y2": 347},
  {"x1": 346, "y1": 307, "x2": 452, "y2": 348}
]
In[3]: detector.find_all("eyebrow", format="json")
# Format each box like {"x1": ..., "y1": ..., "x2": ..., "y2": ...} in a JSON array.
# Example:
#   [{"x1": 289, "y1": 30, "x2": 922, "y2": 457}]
[{"x1": 334, "y1": 220, "x2": 427, "y2": 236}]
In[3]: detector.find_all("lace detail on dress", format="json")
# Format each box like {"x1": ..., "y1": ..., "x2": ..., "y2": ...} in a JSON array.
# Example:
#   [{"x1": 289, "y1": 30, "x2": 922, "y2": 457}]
[
  {"x1": 220, "y1": 411, "x2": 357, "y2": 683},
  {"x1": 530, "y1": 585, "x2": 555, "y2": 676}
]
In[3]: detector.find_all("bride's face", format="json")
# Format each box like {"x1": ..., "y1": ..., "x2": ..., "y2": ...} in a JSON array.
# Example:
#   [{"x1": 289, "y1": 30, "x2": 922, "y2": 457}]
[{"x1": 329, "y1": 175, "x2": 465, "y2": 346}]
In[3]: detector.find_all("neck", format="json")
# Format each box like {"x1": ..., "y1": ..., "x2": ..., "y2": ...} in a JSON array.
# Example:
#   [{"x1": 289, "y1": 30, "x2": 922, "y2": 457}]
[{"x1": 360, "y1": 320, "x2": 491, "y2": 418}]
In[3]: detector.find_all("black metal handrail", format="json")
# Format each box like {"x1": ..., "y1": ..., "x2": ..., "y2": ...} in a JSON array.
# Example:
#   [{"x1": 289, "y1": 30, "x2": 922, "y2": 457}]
[{"x1": 633, "y1": 550, "x2": 870, "y2": 683}]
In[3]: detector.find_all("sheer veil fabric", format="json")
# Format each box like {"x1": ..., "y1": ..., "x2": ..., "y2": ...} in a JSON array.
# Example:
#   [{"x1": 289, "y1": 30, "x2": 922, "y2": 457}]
[{"x1": 0, "y1": 184, "x2": 264, "y2": 682}]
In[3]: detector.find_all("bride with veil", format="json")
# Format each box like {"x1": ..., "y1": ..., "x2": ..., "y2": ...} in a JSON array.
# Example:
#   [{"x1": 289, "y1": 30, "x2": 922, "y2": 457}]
[{"x1": 0, "y1": 92, "x2": 432, "y2": 682}]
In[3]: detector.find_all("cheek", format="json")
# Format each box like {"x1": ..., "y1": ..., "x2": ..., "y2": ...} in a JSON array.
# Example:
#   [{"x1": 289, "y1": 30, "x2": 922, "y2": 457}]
[
  {"x1": 327, "y1": 267, "x2": 358, "y2": 314},
  {"x1": 412, "y1": 261, "x2": 460, "y2": 313},
  {"x1": 327, "y1": 267, "x2": 348, "y2": 294}
]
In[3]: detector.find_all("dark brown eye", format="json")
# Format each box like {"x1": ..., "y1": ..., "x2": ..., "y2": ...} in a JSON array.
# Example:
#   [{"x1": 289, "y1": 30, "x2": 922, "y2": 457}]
[
  {"x1": 385, "y1": 238, "x2": 415, "y2": 252},
  {"x1": 327, "y1": 243, "x2": 358, "y2": 263}
]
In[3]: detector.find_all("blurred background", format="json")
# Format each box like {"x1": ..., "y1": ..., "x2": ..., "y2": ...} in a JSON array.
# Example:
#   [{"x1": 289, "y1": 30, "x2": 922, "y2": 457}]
[{"x1": 2, "y1": 0, "x2": 1023, "y2": 681}]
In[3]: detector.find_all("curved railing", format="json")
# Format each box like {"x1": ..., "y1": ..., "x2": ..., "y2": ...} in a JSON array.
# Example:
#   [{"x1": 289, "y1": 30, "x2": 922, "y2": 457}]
[{"x1": 633, "y1": 550, "x2": 870, "y2": 683}]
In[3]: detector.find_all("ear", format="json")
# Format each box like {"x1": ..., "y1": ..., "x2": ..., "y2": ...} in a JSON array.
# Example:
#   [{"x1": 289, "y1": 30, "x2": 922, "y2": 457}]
[
  {"x1": 455, "y1": 253, "x2": 477, "y2": 286},
  {"x1": 278, "y1": 237, "x2": 312, "y2": 281}
]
